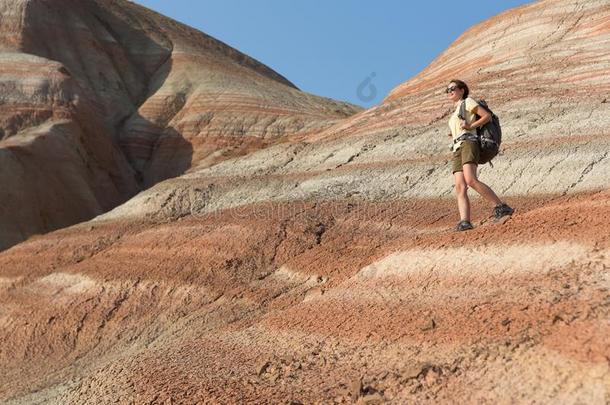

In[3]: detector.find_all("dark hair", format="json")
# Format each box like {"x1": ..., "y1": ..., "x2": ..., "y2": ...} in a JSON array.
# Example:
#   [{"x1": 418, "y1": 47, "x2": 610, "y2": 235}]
[{"x1": 449, "y1": 79, "x2": 469, "y2": 99}]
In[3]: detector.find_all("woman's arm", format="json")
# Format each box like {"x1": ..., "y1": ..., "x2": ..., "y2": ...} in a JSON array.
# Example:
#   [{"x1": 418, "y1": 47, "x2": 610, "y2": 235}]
[{"x1": 460, "y1": 105, "x2": 491, "y2": 131}]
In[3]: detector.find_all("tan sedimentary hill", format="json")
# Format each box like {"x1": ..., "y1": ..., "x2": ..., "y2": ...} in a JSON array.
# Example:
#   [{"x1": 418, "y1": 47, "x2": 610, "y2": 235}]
[
  {"x1": 1, "y1": 0, "x2": 609, "y2": 403},
  {"x1": 0, "y1": 0, "x2": 361, "y2": 251}
]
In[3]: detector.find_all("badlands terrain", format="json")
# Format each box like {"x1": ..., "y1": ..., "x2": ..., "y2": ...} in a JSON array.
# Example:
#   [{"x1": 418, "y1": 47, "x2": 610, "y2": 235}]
[{"x1": 0, "y1": 0, "x2": 609, "y2": 403}]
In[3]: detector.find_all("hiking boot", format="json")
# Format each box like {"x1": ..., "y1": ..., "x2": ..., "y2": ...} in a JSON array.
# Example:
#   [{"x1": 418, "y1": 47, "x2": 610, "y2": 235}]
[
  {"x1": 456, "y1": 220, "x2": 473, "y2": 231},
  {"x1": 493, "y1": 203, "x2": 514, "y2": 220}
]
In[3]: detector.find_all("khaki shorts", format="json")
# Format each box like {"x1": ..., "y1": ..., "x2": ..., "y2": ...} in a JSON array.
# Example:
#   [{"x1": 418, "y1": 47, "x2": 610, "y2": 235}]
[{"x1": 452, "y1": 140, "x2": 480, "y2": 173}]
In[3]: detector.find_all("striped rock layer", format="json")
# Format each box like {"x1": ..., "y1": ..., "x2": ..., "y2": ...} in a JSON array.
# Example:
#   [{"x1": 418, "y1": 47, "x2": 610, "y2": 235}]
[
  {"x1": 1, "y1": 0, "x2": 609, "y2": 403},
  {"x1": 0, "y1": 0, "x2": 361, "y2": 250}
]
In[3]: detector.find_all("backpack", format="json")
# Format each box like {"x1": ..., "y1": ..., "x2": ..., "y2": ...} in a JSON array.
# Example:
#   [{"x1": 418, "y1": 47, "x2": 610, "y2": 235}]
[{"x1": 459, "y1": 99, "x2": 502, "y2": 165}]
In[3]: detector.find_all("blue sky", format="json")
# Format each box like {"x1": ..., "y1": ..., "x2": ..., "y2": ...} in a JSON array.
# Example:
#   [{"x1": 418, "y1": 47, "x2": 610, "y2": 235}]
[{"x1": 134, "y1": 1, "x2": 532, "y2": 107}]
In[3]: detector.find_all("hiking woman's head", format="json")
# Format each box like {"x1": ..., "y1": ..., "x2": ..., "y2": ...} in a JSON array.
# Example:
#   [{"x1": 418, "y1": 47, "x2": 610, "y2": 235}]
[{"x1": 446, "y1": 79, "x2": 469, "y2": 102}]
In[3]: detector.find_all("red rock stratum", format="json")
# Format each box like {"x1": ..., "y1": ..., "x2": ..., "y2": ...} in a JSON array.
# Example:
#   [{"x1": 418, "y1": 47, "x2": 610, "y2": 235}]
[{"x1": 1, "y1": 0, "x2": 609, "y2": 403}]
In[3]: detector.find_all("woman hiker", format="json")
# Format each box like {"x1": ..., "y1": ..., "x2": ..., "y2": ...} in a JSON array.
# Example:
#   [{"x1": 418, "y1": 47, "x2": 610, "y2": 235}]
[{"x1": 446, "y1": 79, "x2": 513, "y2": 231}]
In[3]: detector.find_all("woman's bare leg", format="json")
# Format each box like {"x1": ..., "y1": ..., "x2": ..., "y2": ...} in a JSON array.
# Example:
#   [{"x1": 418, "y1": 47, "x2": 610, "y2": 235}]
[
  {"x1": 454, "y1": 171, "x2": 470, "y2": 221},
  {"x1": 462, "y1": 163, "x2": 502, "y2": 206}
]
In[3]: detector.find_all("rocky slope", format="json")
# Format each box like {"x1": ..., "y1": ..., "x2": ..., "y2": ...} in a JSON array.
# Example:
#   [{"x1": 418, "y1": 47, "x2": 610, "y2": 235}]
[
  {"x1": 1, "y1": 0, "x2": 609, "y2": 403},
  {"x1": 0, "y1": 0, "x2": 360, "y2": 251}
]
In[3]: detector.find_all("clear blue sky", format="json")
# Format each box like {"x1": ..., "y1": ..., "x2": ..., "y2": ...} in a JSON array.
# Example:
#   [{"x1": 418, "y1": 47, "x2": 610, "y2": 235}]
[{"x1": 134, "y1": 0, "x2": 532, "y2": 107}]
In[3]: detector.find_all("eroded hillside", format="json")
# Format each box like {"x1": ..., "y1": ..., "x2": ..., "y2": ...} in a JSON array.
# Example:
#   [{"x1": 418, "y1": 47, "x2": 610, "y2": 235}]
[
  {"x1": 0, "y1": 0, "x2": 609, "y2": 403},
  {"x1": 0, "y1": 0, "x2": 360, "y2": 251}
]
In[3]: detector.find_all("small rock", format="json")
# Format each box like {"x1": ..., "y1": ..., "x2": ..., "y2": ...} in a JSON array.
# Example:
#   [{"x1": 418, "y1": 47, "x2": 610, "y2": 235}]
[
  {"x1": 420, "y1": 363, "x2": 440, "y2": 379},
  {"x1": 421, "y1": 318, "x2": 436, "y2": 331},
  {"x1": 256, "y1": 360, "x2": 270, "y2": 375},
  {"x1": 304, "y1": 287, "x2": 324, "y2": 301},
  {"x1": 362, "y1": 384, "x2": 378, "y2": 395},
  {"x1": 424, "y1": 368, "x2": 440, "y2": 384}
]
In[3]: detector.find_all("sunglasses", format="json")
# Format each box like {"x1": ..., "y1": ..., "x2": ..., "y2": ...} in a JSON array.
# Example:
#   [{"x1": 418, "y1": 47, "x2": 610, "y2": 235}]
[{"x1": 445, "y1": 86, "x2": 458, "y2": 94}]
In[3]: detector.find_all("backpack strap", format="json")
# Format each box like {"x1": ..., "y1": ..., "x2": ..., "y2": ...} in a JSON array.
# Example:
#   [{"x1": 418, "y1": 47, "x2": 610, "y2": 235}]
[
  {"x1": 458, "y1": 100, "x2": 466, "y2": 121},
  {"x1": 453, "y1": 133, "x2": 479, "y2": 145}
]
